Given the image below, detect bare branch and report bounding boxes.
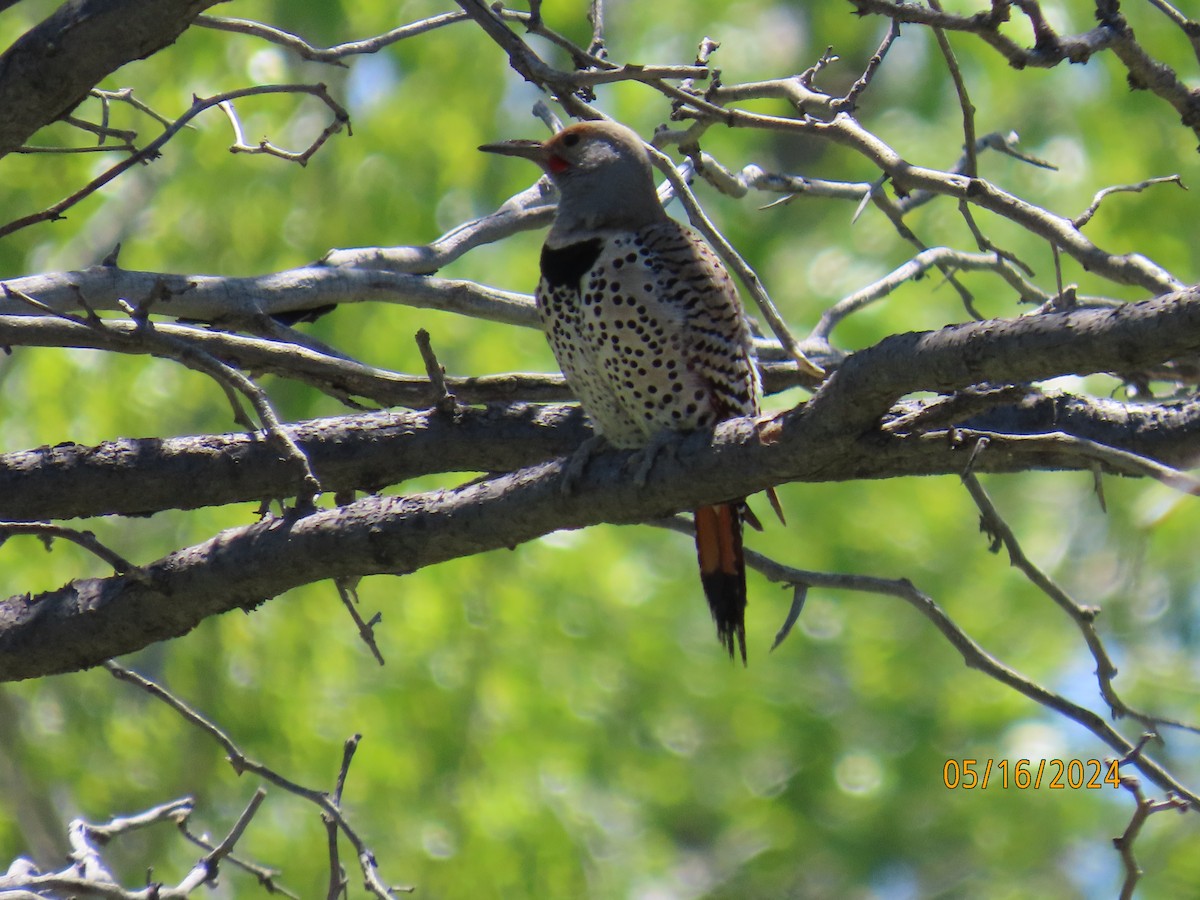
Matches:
[952,430,1200,497]
[652,519,1199,806]
[106,663,412,897]
[0,794,283,899]
[0,521,136,574]
[850,0,1200,145]
[322,180,555,275]
[414,328,456,413]
[833,19,900,113]
[0,0,227,157]
[1073,175,1187,229]
[804,288,1200,440]
[335,579,385,666]
[196,11,468,64]
[0,312,565,408]
[645,143,825,379]
[961,469,1197,735]
[810,247,1049,343]
[2,286,322,509]
[1113,766,1192,899]
[0,404,589,521]
[0,266,539,329]
[0,83,349,239]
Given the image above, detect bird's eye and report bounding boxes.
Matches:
[561,132,580,147]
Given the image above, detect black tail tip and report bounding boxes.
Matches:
[702,571,748,666]
[716,622,748,666]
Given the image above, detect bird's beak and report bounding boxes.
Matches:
[478,139,548,166]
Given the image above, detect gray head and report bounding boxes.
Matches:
[480,120,668,235]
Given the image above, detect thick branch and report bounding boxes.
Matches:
[806,288,1200,439]
[0,405,589,520]
[2,390,1198,524]
[4,385,1200,680]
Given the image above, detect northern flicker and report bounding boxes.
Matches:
[481,120,761,663]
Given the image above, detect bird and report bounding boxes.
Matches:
[480,120,762,663]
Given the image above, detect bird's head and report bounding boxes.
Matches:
[480,121,666,232]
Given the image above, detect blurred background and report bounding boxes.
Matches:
[1,1,1199,897]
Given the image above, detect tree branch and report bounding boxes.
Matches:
[2,292,1199,525]
[0,266,538,327]
[805,288,1200,439]
[0,0,226,158]
[4,381,1200,682]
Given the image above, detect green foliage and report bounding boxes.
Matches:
[2,2,1199,898]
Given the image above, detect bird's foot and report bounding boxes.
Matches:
[562,434,609,495]
[628,430,679,487]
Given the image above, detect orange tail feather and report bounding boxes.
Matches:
[693,502,747,664]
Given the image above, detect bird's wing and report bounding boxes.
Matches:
[635,221,760,421]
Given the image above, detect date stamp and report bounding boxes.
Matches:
[943,758,1121,790]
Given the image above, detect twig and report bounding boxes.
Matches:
[67,816,117,883]
[770,583,808,650]
[849,0,1200,146]
[866,187,984,314]
[833,19,900,113]
[0,311,573,407]
[91,87,179,129]
[12,142,137,155]
[334,735,360,806]
[1073,175,1186,229]
[218,96,345,165]
[1113,770,1191,900]
[655,79,1184,294]
[587,0,606,58]
[197,11,467,65]
[0,521,137,574]
[322,181,555,274]
[644,143,824,379]
[531,100,563,135]
[106,662,247,766]
[178,819,299,898]
[799,46,838,90]
[175,788,268,893]
[1145,0,1200,66]
[124,305,323,510]
[63,114,137,144]
[415,328,456,412]
[961,468,1199,735]
[810,247,1048,342]
[651,517,1200,806]
[0,84,349,240]
[334,578,385,665]
[325,815,348,900]
[0,796,287,899]
[947,429,1200,497]
[714,163,874,204]
[81,797,195,843]
[929,0,977,178]
[104,662,413,897]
